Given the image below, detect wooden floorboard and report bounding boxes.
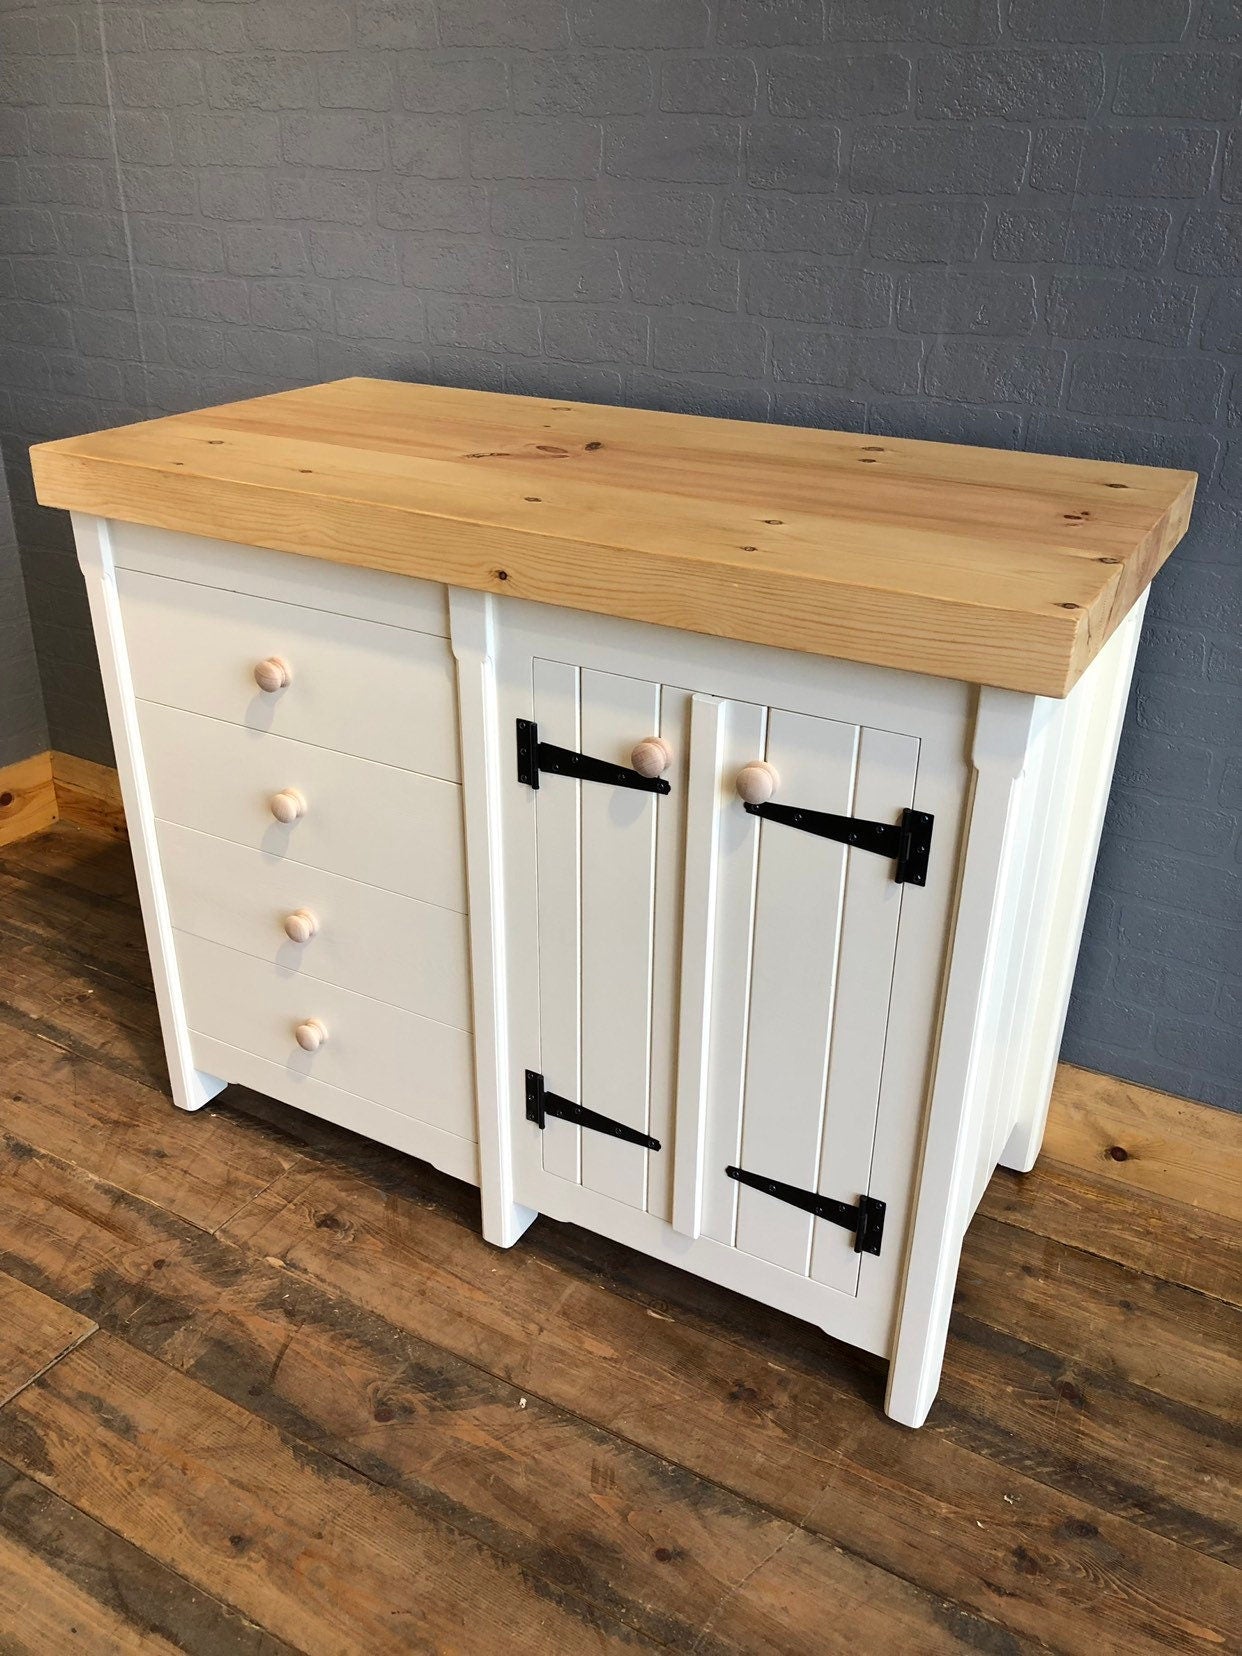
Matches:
[0,823,1238,1655]
[0,1132,1011,1653]
[2,1020,308,1236]
[0,1272,94,1409]
[0,1461,293,1655]
[977,1159,1240,1305]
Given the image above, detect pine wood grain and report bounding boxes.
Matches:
[0,1528,181,1655]
[0,1333,755,1655]
[953,1217,1241,1424]
[1041,1065,1242,1223]
[51,752,126,840]
[0,1272,94,1408]
[0,822,141,907]
[0,909,171,1089]
[0,1136,995,1654]
[216,1162,1240,1652]
[0,753,57,851]
[0,1162,997,1652]
[978,1161,1241,1305]
[2,1123,1233,1655]
[0,1462,295,1655]
[30,377,1196,696]
[938,1319,1240,1564]
[0,854,153,991]
[1,1022,305,1236]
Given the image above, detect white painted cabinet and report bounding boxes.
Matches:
[69,515,1149,1428]
[32,375,1191,1430]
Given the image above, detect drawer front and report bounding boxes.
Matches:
[118,566,460,782]
[157,820,472,1031]
[177,931,476,1138]
[139,701,466,911]
[109,522,450,638]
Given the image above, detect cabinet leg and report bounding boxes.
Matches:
[883,1320,949,1429]
[998,1110,1047,1175]
[997,1058,1057,1173]
[481,1200,539,1250]
[884,1219,966,1429]
[171,1069,228,1113]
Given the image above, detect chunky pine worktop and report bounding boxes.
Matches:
[31,376,1195,696]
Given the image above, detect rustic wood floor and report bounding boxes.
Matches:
[0,823,1237,1654]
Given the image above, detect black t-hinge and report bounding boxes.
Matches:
[743,801,933,886]
[517,719,671,795]
[725,1165,886,1255]
[526,1071,661,1151]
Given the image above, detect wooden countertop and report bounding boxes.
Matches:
[30,376,1195,696]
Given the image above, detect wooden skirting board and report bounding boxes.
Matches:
[0,750,125,848]
[0,752,57,849]
[50,751,126,839]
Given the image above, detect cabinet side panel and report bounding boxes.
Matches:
[885,688,1039,1427]
[964,699,1065,1213]
[998,595,1148,1174]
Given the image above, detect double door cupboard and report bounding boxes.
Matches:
[32,378,1194,1426]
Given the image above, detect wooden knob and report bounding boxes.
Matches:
[736,761,779,806]
[254,656,292,693]
[269,787,306,824]
[283,908,318,944]
[630,736,672,779]
[294,1018,327,1053]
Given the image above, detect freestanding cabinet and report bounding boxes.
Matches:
[31,378,1194,1426]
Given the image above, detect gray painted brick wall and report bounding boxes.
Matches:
[0,0,1238,1109]
[0,462,47,767]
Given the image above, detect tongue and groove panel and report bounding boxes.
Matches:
[530,661,918,1292]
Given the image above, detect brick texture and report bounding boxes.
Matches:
[0,0,1238,1108]
[0,465,47,767]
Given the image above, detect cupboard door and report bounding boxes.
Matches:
[530,661,684,1215]
[697,704,919,1297]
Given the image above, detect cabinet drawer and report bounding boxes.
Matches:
[139,701,466,911]
[176,931,476,1139]
[157,820,472,1031]
[109,522,450,639]
[118,566,460,782]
